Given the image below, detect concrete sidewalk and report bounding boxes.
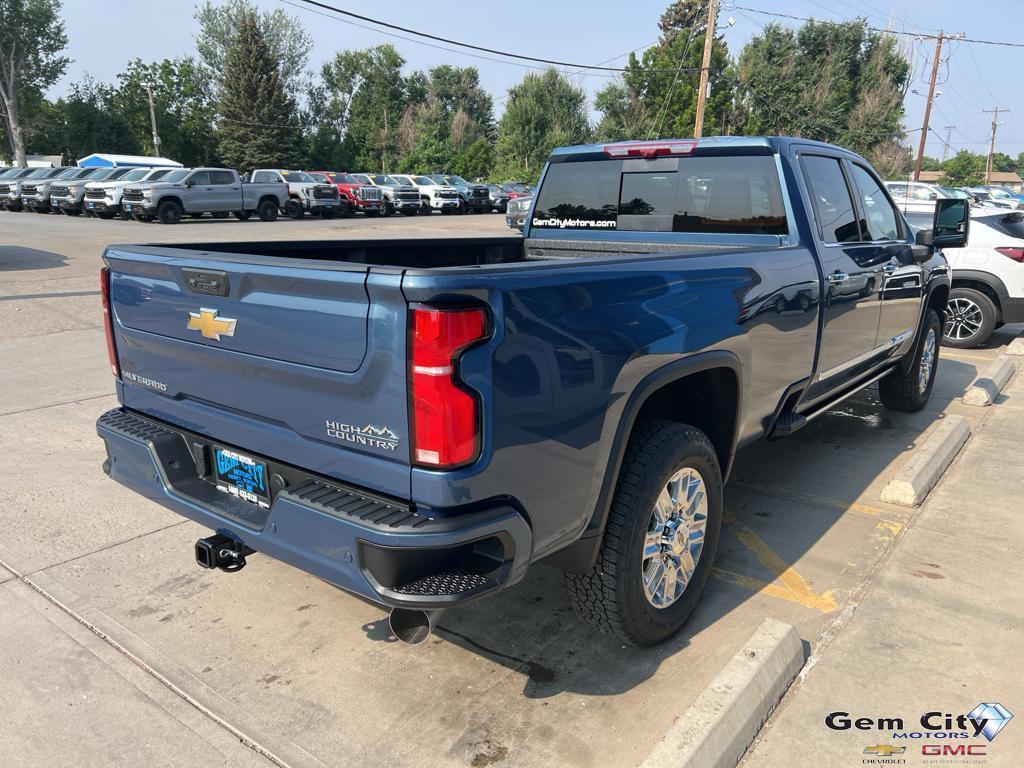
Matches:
[741,362,1023,767]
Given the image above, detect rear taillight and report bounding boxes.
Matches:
[409,306,489,469]
[603,140,698,159]
[996,247,1024,263]
[100,267,120,378]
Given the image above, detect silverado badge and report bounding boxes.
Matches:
[186,308,237,340]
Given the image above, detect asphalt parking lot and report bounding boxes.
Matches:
[1,211,1021,768]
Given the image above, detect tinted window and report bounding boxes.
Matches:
[991,211,1024,239]
[802,156,860,243]
[210,170,235,184]
[850,164,900,241]
[532,160,619,228]
[188,171,210,185]
[533,156,787,234]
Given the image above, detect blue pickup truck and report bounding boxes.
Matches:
[96,137,968,646]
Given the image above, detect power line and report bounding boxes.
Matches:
[729,4,1024,47]
[292,0,691,72]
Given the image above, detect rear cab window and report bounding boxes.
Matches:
[530,153,788,236]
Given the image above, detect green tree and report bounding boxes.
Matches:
[195,0,310,93]
[495,68,590,181]
[595,0,737,141]
[313,44,410,172]
[990,152,1017,174]
[216,11,303,171]
[738,20,909,158]
[939,150,986,187]
[50,76,141,160]
[397,64,495,173]
[114,58,218,166]
[0,0,70,165]
[919,155,942,171]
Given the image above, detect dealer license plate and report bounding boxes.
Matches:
[213,446,270,509]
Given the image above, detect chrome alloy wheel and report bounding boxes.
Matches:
[944,297,983,342]
[919,327,937,394]
[642,467,708,608]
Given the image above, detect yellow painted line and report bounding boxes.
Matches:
[732,479,892,519]
[719,512,838,613]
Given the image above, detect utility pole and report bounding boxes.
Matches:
[983,107,1008,185]
[942,124,954,162]
[913,31,944,182]
[693,0,719,138]
[145,83,162,157]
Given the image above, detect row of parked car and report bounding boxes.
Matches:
[0,164,534,223]
[884,180,1024,348]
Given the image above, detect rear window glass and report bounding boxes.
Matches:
[991,211,1024,239]
[531,155,787,234]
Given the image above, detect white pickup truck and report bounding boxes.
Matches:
[249,169,340,219]
[83,167,175,219]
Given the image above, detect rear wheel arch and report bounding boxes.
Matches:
[548,353,742,573]
[950,274,1004,321]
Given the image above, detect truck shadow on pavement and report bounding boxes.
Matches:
[358,355,980,699]
[0,246,67,271]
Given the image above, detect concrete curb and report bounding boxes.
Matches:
[639,619,805,768]
[879,415,970,507]
[1005,337,1024,357]
[963,356,1016,406]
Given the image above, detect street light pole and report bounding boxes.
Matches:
[145,83,162,158]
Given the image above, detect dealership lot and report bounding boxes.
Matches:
[1,212,1021,768]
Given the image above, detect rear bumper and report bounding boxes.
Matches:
[96,408,532,609]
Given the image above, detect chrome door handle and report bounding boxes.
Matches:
[826,272,849,284]
[883,264,897,274]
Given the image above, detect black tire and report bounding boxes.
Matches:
[157,200,183,225]
[441,208,453,215]
[96,211,116,220]
[943,287,997,348]
[420,200,432,215]
[564,418,723,646]
[256,199,278,222]
[879,307,941,412]
[403,209,418,216]
[365,209,380,218]
[456,199,466,215]
[234,210,252,221]
[383,202,393,217]
[212,211,229,219]
[284,199,304,219]
[65,210,81,217]
[320,208,337,219]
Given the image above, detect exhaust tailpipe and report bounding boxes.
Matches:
[389,607,443,645]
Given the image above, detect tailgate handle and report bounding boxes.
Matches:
[183,268,230,297]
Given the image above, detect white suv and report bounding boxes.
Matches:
[884,181,959,215]
[907,208,1024,347]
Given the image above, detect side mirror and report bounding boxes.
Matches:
[928,192,937,200]
[932,197,970,248]
[184,178,194,187]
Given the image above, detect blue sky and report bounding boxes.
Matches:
[53,0,1024,160]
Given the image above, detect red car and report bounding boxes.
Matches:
[307,171,385,216]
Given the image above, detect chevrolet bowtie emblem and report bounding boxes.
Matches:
[863,745,906,757]
[186,308,237,340]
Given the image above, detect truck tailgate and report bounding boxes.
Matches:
[104,247,412,498]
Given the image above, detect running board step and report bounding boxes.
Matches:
[770,411,807,438]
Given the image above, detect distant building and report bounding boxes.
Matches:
[77,153,183,169]
[917,170,1023,192]
[26,154,63,167]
